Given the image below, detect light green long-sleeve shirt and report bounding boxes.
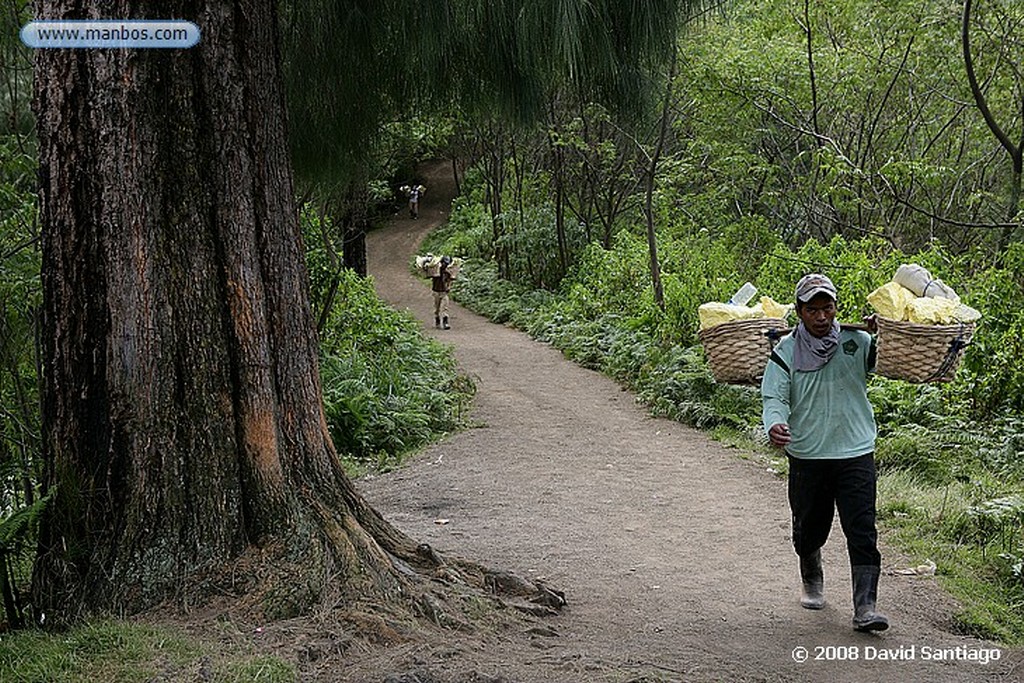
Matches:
[760,329,877,460]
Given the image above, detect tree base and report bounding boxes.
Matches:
[133,540,565,682]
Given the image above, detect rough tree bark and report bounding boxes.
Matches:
[29,0,543,625]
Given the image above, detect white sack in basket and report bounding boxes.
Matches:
[894,263,960,301]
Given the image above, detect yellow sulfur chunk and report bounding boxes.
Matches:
[867,282,916,321]
[698,302,765,330]
[759,296,793,320]
[906,297,961,324]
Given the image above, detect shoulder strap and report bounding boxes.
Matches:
[769,349,790,375]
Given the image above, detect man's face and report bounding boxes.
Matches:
[797,293,837,338]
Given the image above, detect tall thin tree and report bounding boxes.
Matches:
[962,0,1023,251]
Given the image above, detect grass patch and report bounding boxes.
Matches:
[709,425,749,450]
[878,470,1024,643]
[0,620,296,683]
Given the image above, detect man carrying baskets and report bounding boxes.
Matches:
[431,256,454,330]
[761,273,889,632]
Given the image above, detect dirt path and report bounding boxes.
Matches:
[357,160,1020,682]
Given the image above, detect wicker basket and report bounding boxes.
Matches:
[698,318,789,385]
[875,316,975,383]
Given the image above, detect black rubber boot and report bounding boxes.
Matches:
[799,550,825,610]
[442,316,450,330]
[434,316,441,329]
[851,565,889,632]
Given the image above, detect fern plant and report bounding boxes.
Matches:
[0,491,51,628]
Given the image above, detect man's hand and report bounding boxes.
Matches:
[768,423,792,447]
[863,313,878,334]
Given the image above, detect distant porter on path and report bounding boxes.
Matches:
[401,183,426,219]
[431,256,454,329]
[761,273,890,633]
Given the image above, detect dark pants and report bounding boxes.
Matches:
[788,452,881,567]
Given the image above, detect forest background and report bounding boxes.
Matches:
[1,0,1023,678]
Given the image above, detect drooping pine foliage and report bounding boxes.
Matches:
[282,0,706,185]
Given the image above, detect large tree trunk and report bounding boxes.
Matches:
[30,0,426,623]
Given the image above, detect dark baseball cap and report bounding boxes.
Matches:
[795,273,837,303]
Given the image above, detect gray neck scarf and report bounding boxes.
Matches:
[791,321,841,372]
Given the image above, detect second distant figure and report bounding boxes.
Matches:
[432,255,453,329]
[399,183,426,219]
[407,183,425,219]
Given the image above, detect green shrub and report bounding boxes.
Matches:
[875,426,954,485]
[313,268,474,466]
